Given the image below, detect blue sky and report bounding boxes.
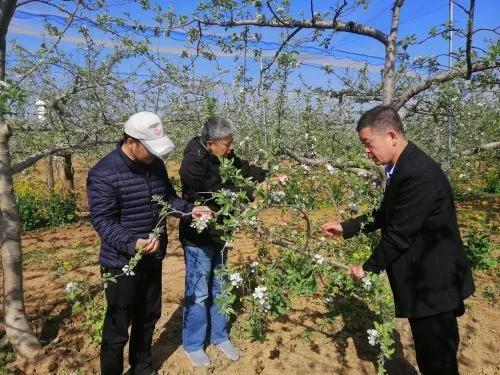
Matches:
[8,0,500,93]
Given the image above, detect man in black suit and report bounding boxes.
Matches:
[322,106,475,375]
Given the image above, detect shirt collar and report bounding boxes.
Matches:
[385,164,395,180]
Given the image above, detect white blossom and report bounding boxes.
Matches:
[362,277,372,291]
[250,261,259,274]
[367,329,378,346]
[276,175,288,184]
[190,215,211,232]
[122,264,135,276]
[413,56,425,66]
[323,64,333,73]
[229,272,243,287]
[221,189,237,199]
[325,293,335,304]
[347,203,360,213]
[270,190,286,203]
[239,136,251,146]
[252,285,270,310]
[253,285,267,299]
[301,164,311,172]
[313,253,324,265]
[65,282,77,294]
[325,163,336,175]
[246,216,258,227]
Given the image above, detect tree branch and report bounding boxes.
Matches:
[393,60,500,110]
[195,17,388,45]
[461,141,500,156]
[15,0,82,86]
[465,0,475,79]
[310,0,315,25]
[280,148,381,181]
[332,0,348,27]
[449,0,469,14]
[11,139,114,175]
[266,1,286,25]
[382,0,405,105]
[259,26,302,89]
[252,212,349,270]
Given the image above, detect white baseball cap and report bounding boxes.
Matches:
[124,111,175,156]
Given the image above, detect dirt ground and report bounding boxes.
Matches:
[1,159,499,374]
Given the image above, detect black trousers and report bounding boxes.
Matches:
[408,310,461,375]
[100,262,162,375]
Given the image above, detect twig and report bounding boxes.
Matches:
[266,1,287,25]
[465,0,476,79]
[258,26,302,94]
[16,0,82,85]
[250,205,348,270]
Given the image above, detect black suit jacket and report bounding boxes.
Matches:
[341,142,475,318]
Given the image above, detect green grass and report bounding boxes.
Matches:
[23,248,47,264]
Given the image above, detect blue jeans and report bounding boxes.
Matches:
[182,245,229,352]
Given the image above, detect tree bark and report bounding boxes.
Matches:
[461,140,500,156]
[280,147,381,181]
[392,60,500,110]
[45,156,54,190]
[10,139,114,176]
[61,152,75,193]
[197,17,388,45]
[0,0,42,361]
[382,0,405,105]
[0,125,42,360]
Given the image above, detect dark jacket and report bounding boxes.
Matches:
[341,142,475,318]
[87,143,193,268]
[179,137,267,247]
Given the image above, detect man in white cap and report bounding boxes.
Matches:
[87,111,211,375]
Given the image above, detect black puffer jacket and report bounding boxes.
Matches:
[87,143,193,268]
[179,137,267,247]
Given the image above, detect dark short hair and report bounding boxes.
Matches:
[201,116,235,143]
[356,106,404,134]
[123,132,139,142]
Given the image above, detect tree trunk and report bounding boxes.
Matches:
[382,0,404,105]
[46,156,54,190]
[0,126,42,360]
[61,152,75,193]
[0,0,42,361]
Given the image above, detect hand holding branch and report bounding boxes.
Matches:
[348,264,365,282]
[191,205,214,218]
[321,221,343,237]
[136,237,159,255]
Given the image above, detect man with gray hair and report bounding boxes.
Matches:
[179,116,267,366]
